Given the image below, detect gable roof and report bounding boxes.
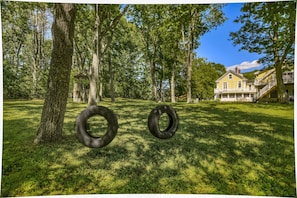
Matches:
[215,70,248,83]
[255,68,275,81]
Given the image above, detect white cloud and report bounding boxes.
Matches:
[227,60,261,72]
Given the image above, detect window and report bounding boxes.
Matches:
[229,74,232,79]
[223,82,227,90]
[238,81,242,88]
[249,85,251,90]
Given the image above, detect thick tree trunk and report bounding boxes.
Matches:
[275,62,288,103]
[88,5,100,106]
[88,53,99,106]
[34,4,76,144]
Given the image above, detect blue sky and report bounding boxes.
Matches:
[196,3,263,73]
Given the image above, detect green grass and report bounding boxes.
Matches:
[1,98,295,196]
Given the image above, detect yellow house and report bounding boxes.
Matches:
[214,68,256,102]
[214,67,294,102]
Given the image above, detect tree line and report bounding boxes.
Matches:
[2,2,227,104]
[3,2,295,105]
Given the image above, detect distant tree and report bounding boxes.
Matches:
[88,4,129,106]
[2,2,52,99]
[72,4,94,103]
[2,2,33,98]
[191,58,226,100]
[104,18,149,100]
[130,4,226,103]
[34,4,76,144]
[130,5,164,101]
[179,4,226,103]
[230,2,295,103]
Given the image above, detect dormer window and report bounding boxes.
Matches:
[229,74,232,79]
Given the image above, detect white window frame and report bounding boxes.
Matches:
[223,82,227,90]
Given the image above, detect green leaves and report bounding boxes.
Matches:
[230,2,295,65]
[230,1,295,103]
[191,58,226,100]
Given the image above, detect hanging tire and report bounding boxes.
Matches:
[75,105,118,148]
[148,105,178,139]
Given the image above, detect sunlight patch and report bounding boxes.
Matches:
[224,134,264,145]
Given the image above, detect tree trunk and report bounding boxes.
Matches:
[150,60,159,101]
[275,62,288,103]
[171,64,176,103]
[186,8,196,104]
[186,48,193,104]
[109,52,115,102]
[88,5,100,106]
[88,53,99,106]
[34,3,76,144]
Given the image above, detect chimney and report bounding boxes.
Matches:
[235,67,240,74]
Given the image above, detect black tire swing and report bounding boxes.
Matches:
[148,105,179,139]
[75,105,118,148]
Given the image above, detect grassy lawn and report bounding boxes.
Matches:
[1,99,295,196]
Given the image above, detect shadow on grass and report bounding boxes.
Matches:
[1,100,295,196]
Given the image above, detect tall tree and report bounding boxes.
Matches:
[230,2,295,103]
[72,4,93,103]
[30,4,51,98]
[130,5,164,101]
[179,4,226,103]
[34,4,76,144]
[2,2,31,98]
[158,5,183,103]
[107,18,149,100]
[2,2,52,99]
[88,4,129,106]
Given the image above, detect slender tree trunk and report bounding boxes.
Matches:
[34,3,76,144]
[186,7,196,104]
[88,5,100,106]
[109,52,115,102]
[171,63,176,103]
[186,46,193,104]
[150,60,158,101]
[99,79,103,101]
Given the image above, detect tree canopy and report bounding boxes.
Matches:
[230,1,295,102]
[3,2,227,103]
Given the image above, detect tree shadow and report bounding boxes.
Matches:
[1,101,295,196]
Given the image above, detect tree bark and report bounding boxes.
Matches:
[171,63,176,103]
[108,52,115,102]
[186,8,196,104]
[275,61,288,103]
[34,3,76,144]
[150,60,159,101]
[88,5,100,106]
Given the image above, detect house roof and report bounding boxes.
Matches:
[215,70,248,82]
[255,68,275,81]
